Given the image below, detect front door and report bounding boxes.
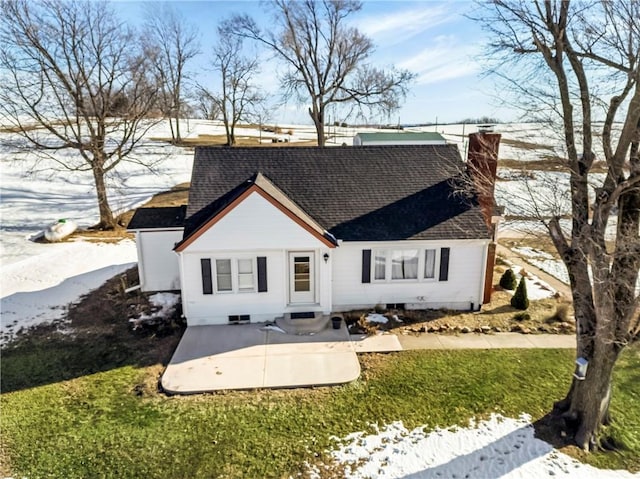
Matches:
[289,252,315,304]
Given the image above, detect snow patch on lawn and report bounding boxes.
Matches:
[129,292,180,330]
[0,239,137,345]
[513,247,571,285]
[309,414,636,479]
[261,324,287,334]
[366,313,389,324]
[148,292,180,312]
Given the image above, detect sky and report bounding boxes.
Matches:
[115,1,513,125]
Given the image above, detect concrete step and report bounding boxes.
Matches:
[276,311,332,335]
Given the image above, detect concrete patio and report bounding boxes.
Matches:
[161,322,403,394]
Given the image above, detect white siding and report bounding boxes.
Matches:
[177,190,489,323]
[136,229,183,292]
[178,192,333,325]
[185,192,329,252]
[331,240,488,311]
[180,249,332,325]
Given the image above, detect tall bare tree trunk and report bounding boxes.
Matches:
[310,104,325,147]
[174,115,181,143]
[168,118,176,144]
[553,332,619,450]
[172,93,182,143]
[91,162,116,230]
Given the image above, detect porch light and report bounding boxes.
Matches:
[574,357,588,380]
[323,253,329,263]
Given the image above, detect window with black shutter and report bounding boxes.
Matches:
[257,256,268,292]
[201,258,213,294]
[362,249,371,283]
[439,247,450,281]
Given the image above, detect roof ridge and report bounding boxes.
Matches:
[251,172,329,238]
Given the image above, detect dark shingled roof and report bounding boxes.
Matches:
[187,145,490,241]
[128,206,186,230]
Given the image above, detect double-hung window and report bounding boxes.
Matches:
[214,258,256,293]
[374,251,387,280]
[237,259,255,291]
[216,259,233,292]
[424,249,436,279]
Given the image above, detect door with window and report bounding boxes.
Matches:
[288,252,315,304]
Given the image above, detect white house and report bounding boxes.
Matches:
[129,132,501,327]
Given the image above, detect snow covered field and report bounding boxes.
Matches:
[0,239,137,344]
[0,121,192,343]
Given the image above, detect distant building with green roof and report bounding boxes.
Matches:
[353,131,446,146]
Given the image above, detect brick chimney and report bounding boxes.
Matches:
[467,126,501,227]
[467,126,501,304]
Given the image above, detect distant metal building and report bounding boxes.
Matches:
[353,131,447,146]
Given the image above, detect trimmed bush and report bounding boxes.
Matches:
[511,276,530,310]
[499,268,517,290]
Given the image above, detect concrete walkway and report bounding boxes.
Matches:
[397,331,575,350]
[162,323,575,394]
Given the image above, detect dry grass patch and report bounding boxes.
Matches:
[0,266,184,393]
[139,182,190,208]
[500,236,560,258]
[62,182,191,243]
[501,137,556,151]
[498,156,609,174]
[499,157,567,172]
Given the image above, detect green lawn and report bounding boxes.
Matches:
[2,345,638,478]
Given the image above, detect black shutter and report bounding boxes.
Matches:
[257,256,268,292]
[362,249,371,283]
[439,247,450,281]
[201,258,213,294]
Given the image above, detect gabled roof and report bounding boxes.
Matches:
[175,172,338,251]
[185,145,490,242]
[354,132,446,143]
[127,206,186,230]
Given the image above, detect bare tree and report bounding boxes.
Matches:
[230,0,414,146]
[0,0,160,229]
[195,91,222,122]
[476,0,640,451]
[198,21,265,146]
[143,4,200,144]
